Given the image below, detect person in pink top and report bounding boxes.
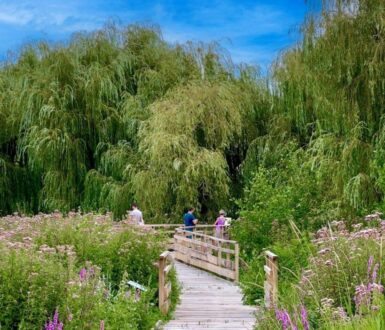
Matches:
[214,209,226,238]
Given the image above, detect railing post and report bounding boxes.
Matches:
[158,251,173,315]
[264,250,278,308]
[159,253,166,314]
[234,242,239,282]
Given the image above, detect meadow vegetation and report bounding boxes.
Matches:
[0,212,177,329]
[1,0,385,328]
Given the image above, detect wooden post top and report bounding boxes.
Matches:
[160,251,170,259]
[265,250,278,260]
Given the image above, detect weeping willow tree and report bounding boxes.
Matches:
[265,0,385,216]
[84,43,268,220]
[0,25,199,216]
[132,77,264,220]
[0,23,269,219]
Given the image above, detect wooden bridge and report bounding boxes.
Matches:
[163,260,255,329]
[145,225,278,330]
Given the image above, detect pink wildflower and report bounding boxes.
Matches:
[300,305,309,330]
[318,248,330,255]
[275,308,291,330]
[367,256,374,277]
[45,309,64,330]
[372,263,379,283]
[79,268,87,281]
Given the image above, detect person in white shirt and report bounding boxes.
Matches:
[129,203,144,225]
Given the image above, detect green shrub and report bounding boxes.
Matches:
[34,215,165,289]
[0,247,69,329]
[257,218,385,329]
[0,213,175,329]
[240,237,313,305]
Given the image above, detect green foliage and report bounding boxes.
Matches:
[133,80,259,219]
[233,143,322,258]
[256,219,385,329]
[33,215,165,289]
[237,3,385,314]
[0,23,268,220]
[271,0,385,215]
[240,238,313,305]
[0,213,174,329]
[1,1,385,223]
[0,247,69,329]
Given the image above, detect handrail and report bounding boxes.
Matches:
[175,228,236,244]
[173,228,239,282]
[144,224,229,229]
[143,224,232,244]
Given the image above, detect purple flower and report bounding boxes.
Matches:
[53,309,59,326]
[45,309,64,330]
[275,308,292,330]
[300,305,309,330]
[354,281,384,313]
[354,283,369,310]
[367,256,374,278]
[372,263,379,283]
[100,320,105,330]
[370,283,384,293]
[79,268,87,281]
[335,307,349,321]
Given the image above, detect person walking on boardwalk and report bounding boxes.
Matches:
[214,209,226,238]
[129,203,144,225]
[183,207,198,236]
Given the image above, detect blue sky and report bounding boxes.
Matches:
[0,0,308,70]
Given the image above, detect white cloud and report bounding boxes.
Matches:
[0,3,34,25]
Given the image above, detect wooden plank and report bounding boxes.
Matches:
[163,260,256,330]
[173,243,219,265]
[175,251,236,280]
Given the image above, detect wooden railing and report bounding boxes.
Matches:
[144,224,182,236]
[144,224,230,235]
[173,228,239,282]
[264,250,278,308]
[144,224,231,250]
[193,224,231,238]
[158,251,174,315]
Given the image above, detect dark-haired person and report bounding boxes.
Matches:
[130,203,144,225]
[183,207,198,237]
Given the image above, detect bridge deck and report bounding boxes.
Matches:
[163,261,256,330]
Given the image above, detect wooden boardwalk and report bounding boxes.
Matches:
[163,261,256,330]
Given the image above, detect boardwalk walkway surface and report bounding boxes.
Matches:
[163,261,256,330]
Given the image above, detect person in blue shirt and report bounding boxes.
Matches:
[183,207,198,236]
